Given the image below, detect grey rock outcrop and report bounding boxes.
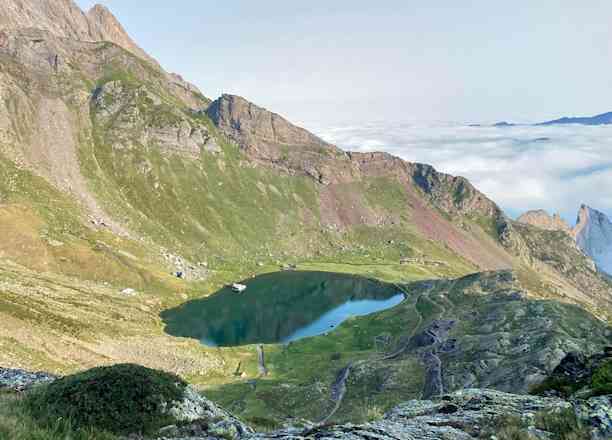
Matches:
[206,94,335,159]
[249,389,572,440]
[0,367,57,391]
[0,0,207,109]
[163,386,253,440]
[92,80,215,158]
[574,205,612,275]
[575,395,612,440]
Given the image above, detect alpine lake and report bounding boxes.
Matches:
[161,271,405,347]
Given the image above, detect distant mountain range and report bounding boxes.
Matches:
[490,111,612,127]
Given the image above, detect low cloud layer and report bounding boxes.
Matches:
[314,123,612,224]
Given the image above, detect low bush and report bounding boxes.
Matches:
[25,364,186,436]
[590,359,612,396]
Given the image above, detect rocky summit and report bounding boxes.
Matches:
[517,209,572,234]
[0,1,610,439]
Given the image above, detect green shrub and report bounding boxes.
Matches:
[531,359,612,398]
[535,409,589,440]
[590,360,612,396]
[26,364,187,436]
[246,416,281,432]
[0,392,116,440]
[530,377,583,398]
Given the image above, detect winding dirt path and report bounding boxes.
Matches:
[257,344,268,376]
[318,283,431,424]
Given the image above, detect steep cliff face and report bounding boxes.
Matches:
[575,205,612,275]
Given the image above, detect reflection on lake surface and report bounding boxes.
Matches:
[161,271,404,347]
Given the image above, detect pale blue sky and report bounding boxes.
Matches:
[76,1,612,127]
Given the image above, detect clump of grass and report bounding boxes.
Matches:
[0,391,116,440]
[246,416,281,432]
[25,364,186,436]
[480,415,534,440]
[481,410,589,440]
[535,409,589,440]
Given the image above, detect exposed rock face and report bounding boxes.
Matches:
[518,209,572,233]
[0,0,93,41]
[575,395,612,440]
[0,367,57,391]
[574,205,612,275]
[166,386,253,440]
[92,80,215,157]
[206,94,341,164]
[250,389,572,440]
[0,0,206,108]
[0,0,147,62]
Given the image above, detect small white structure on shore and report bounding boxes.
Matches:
[231,283,247,293]
[120,288,137,296]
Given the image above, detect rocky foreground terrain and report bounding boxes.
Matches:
[0,356,610,440]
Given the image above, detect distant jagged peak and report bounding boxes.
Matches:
[574,204,612,275]
[517,209,572,234]
[575,204,611,226]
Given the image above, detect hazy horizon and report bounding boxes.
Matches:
[76,1,612,127]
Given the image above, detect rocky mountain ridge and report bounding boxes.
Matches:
[517,209,572,234]
[518,205,612,276]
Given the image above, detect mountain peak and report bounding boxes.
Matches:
[206,94,335,158]
[85,2,158,66]
[0,0,156,65]
[574,205,612,275]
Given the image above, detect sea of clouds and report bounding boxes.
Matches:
[313,122,612,224]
